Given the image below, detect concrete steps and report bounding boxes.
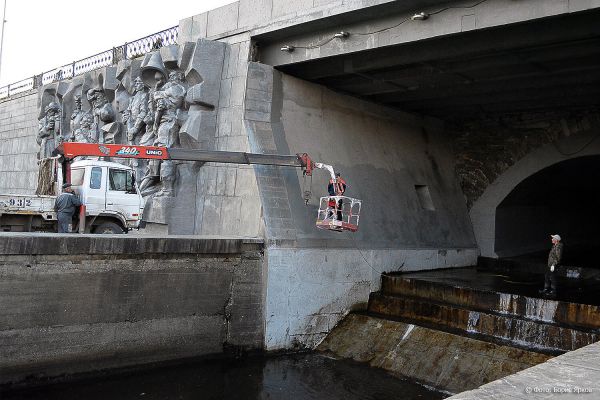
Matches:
[368,273,600,354]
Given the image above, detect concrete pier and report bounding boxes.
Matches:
[0,233,264,385]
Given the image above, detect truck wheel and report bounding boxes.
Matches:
[93,222,124,234]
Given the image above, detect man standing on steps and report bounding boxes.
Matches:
[54,183,82,233]
[540,234,563,297]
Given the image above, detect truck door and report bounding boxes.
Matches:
[104,168,142,222]
[82,166,106,215]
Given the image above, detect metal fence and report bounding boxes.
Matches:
[0,25,178,100]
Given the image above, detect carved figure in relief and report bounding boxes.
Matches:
[37,102,62,159]
[123,77,149,145]
[70,95,86,134]
[86,88,116,143]
[152,71,186,197]
[72,113,96,143]
[123,77,149,179]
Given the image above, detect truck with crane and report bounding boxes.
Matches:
[0,142,361,233]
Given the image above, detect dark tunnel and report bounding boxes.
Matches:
[495,155,600,268]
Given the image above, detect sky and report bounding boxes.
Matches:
[0,0,236,86]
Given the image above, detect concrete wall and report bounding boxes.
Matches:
[0,91,39,195]
[178,0,435,43]
[254,0,600,67]
[273,72,474,248]
[241,62,478,349]
[0,234,265,385]
[175,34,264,238]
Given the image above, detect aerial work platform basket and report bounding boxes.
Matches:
[316,196,361,232]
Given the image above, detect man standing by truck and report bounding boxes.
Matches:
[54,183,82,233]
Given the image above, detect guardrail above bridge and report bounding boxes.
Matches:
[0,25,178,100]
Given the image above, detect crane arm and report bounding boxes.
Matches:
[314,162,336,182]
[56,142,320,175]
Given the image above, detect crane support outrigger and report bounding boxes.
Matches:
[56,142,361,232]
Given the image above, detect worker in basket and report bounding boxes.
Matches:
[327,172,347,221]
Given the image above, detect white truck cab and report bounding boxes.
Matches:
[69,160,145,233]
[0,159,144,233]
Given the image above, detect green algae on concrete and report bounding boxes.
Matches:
[318,314,551,394]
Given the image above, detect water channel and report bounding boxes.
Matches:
[2,353,446,400]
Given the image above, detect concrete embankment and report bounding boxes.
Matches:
[318,313,550,394]
[0,233,264,385]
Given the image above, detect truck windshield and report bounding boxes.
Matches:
[109,169,134,192]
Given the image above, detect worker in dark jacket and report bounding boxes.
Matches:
[54,183,82,233]
[328,173,347,220]
[328,173,347,197]
[540,234,563,296]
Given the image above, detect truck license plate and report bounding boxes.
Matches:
[8,198,33,207]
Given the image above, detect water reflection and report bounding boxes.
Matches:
[2,353,445,400]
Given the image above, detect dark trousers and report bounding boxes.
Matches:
[57,213,72,233]
[336,199,343,221]
[544,269,557,292]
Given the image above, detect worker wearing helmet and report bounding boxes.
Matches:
[328,172,347,197]
[328,173,347,220]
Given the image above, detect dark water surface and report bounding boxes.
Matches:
[2,353,446,400]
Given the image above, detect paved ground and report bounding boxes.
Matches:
[448,340,600,399]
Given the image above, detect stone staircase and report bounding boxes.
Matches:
[319,267,600,394]
[368,271,600,354]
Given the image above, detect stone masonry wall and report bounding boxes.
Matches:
[452,109,600,208]
[0,91,39,195]
[190,34,263,237]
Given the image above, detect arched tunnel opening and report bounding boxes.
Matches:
[495,155,600,268]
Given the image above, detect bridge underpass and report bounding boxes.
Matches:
[264,7,600,118]
[496,155,600,266]
[254,4,600,302]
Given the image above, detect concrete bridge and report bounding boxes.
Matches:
[1,0,600,391]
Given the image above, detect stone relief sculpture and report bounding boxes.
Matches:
[72,113,96,143]
[87,88,116,143]
[123,77,149,179]
[137,53,187,197]
[37,102,62,159]
[151,70,187,197]
[123,77,149,145]
[37,39,226,229]
[70,95,86,133]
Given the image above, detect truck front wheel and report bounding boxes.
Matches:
[93,222,124,234]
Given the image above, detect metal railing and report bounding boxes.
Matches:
[0,25,178,100]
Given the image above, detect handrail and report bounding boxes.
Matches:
[0,25,178,100]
